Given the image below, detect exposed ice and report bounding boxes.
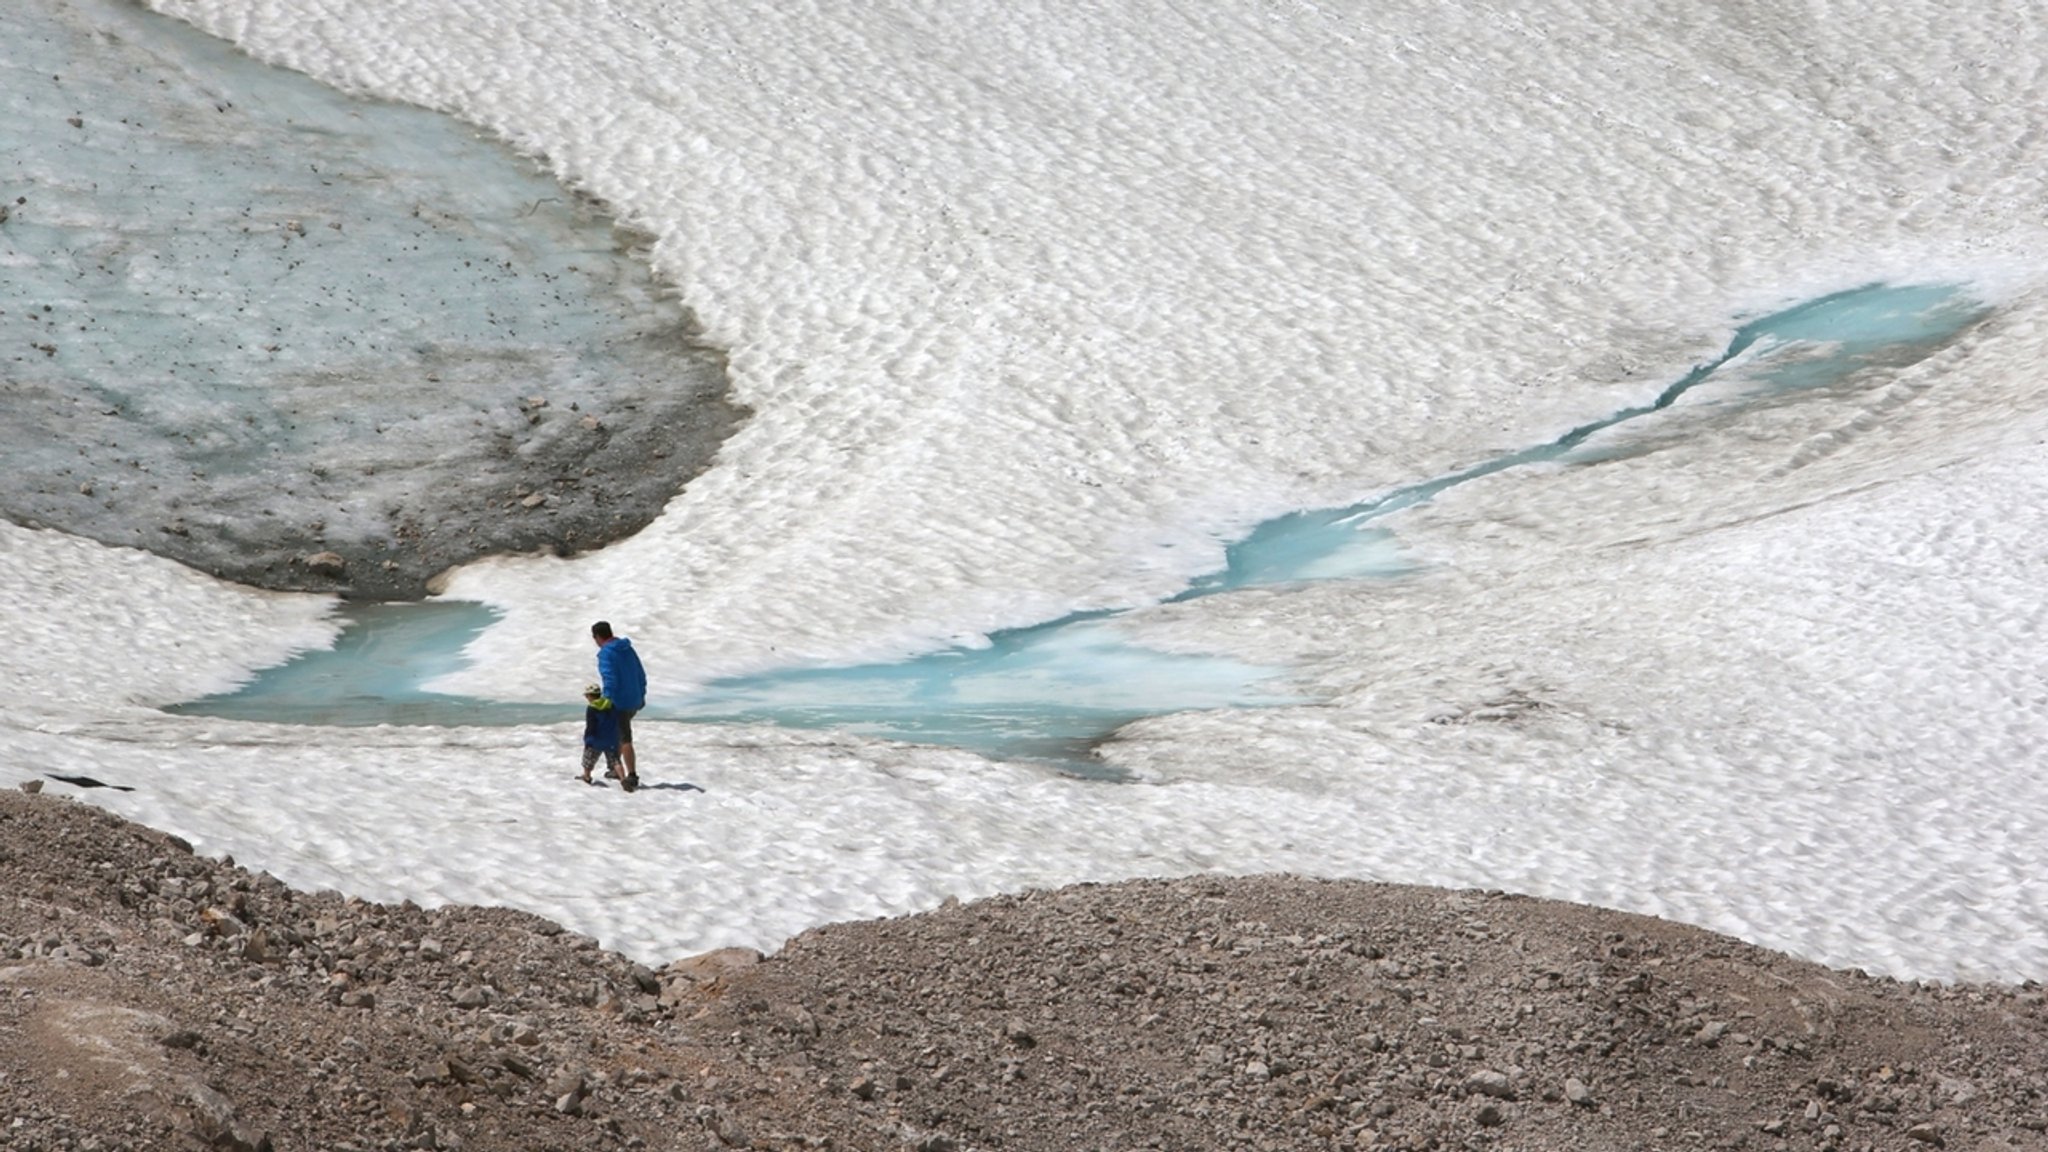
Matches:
[0,0,738,598]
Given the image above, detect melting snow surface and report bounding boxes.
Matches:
[4,0,2048,980]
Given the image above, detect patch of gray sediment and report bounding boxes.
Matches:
[0,0,743,599]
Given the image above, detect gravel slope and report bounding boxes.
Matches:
[1,788,2042,1152]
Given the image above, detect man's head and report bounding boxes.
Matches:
[591,621,614,645]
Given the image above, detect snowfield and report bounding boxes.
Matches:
[3,0,2046,980]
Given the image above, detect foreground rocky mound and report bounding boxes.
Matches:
[1,789,2043,1152]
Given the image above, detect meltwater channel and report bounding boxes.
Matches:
[173,283,1990,772]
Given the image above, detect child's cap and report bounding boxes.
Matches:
[583,683,603,697]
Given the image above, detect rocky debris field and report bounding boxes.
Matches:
[1,787,2043,1152]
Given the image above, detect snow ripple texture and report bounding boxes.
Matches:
[4,0,2047,980]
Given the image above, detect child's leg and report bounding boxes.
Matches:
[580,746,600,782]
[605,749,623,780]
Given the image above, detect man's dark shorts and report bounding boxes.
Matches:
[616,709,639,745]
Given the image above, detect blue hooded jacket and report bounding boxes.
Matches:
[596,636,648,712]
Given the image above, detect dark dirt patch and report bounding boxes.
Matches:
[0,0,746,600]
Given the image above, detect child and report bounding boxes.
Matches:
[580,683,627,787]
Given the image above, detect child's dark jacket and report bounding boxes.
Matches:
[583,704,621,751]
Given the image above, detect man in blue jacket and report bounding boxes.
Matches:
[590,621,648,791]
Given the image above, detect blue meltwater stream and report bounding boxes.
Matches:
[172,283,1989,773]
